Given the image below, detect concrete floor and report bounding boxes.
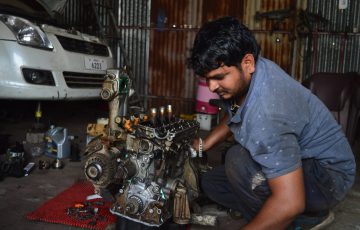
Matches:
[0,100,359,230]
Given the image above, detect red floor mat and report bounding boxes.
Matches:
[26,180,117,230]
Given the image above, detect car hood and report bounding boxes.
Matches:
[0,0,105,45]
[36,0,67,18]
[42,24,103,44]
[0,0,56,24]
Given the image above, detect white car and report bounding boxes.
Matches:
[0,0,114,100]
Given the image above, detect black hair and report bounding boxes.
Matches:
[187,16,260,76]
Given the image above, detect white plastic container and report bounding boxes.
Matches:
[45,126,70,159]
[196,113,217,131]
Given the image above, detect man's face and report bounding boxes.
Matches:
[204,54,255,103]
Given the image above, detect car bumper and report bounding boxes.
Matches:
[0,39,113,100]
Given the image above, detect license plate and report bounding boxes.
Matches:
[84,57,107,71]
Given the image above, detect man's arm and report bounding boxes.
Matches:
[193,113,233,151]
[242,167,305,230]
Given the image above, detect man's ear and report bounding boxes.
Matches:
[241,54,255,74]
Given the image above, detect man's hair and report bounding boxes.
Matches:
[187,16,260,76]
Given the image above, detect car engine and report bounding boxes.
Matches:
[84,69,201,227]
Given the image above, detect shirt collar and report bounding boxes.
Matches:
[226,57,264,124]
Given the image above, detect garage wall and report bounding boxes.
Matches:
[148,0,199,114]
[117,0,151,108]
[142,0,360,113]
[60,0,360,114]
[61,0,245,114]
[147,0,303,113]
[147,0,246,114]
[305,0,360,78]
[243,0,302,81]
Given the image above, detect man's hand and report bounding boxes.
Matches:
[242,167,305,230]
[192,113,232,153]
[192,137,201,152]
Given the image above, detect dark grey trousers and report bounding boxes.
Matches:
[201,144,339,221]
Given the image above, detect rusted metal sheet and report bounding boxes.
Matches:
[148,0,198,114]
[148,28,197,114]
[148,0,245,114]
[243,0,300,79]
[253,32,293,75]
[244,0,296,31]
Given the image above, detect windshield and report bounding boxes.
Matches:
[0,0,56,25]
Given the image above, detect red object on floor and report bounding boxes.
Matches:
[26,180,116,230]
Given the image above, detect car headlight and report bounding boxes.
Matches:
[0,14,53,50]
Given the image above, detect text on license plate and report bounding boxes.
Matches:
[84,57,107,71]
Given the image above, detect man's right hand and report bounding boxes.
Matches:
[192,137,201,152]
[192,113,231,154]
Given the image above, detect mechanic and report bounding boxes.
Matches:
[188,16,356,229]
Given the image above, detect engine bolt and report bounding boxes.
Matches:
[152,186,159,193]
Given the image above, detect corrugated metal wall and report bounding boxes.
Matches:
[148,0,199,114]
[62,0,97,35]
[146,0,248,114]
[62,0,117,38]
[62,0,150,108]
[147,0,311,114]
[305,0,360,77]
[61,0,359,114]
[118,0,151,105]
[243,0,307,80]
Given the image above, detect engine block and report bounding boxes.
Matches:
[84,69,202,227]
[85,105,200,226]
